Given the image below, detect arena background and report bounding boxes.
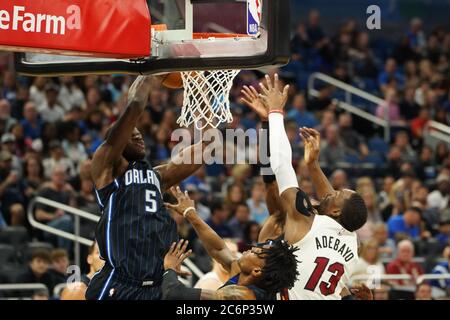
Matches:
[0,0,449,300]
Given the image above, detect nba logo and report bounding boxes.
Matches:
[247,0,262,36]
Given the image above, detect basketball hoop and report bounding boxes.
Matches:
[174,33,246,130]
[178,69,240,130]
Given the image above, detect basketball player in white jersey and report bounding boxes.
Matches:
[241,74,368,300]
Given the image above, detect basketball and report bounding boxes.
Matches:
[161,72,184,89]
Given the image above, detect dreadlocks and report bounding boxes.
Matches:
[257,240,299,295]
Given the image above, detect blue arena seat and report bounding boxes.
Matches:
[368,137,390,155]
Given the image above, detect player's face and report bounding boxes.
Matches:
[238,247,265,279]
[316,189,355,217]
[123,128,146,161]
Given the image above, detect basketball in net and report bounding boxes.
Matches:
[177,69,240,130]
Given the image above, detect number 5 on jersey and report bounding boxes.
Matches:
[145,190,157,213]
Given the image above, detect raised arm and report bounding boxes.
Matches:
[241,86,285,242]
[299,128,335,199]
[257,75,313,243]
[91,76,153,188]
[164,186,236,272]
[155,140,208,192]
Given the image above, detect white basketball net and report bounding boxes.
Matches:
[178,69,240,130]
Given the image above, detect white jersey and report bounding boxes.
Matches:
[285,215,359,300]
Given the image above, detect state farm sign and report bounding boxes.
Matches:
[0,5,81,35]
[0,0,150,59]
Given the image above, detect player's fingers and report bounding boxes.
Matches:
[305,128,319,142]
[308,128,321,137]
[180,239,189,254]
[299,130,305,141]
[241,87,252,99]
[176,239,184,253]
[240,97,254,107]
[243,85,257,99]
[179,250,193,262]
[282,85,290,98]
[241,90,253,102]
[274,73,280,91]
[301,128,311,139]
[259,93,269,104]
[265,74,273,91]
[164,202,177,211]
[176,186,184,198]
[259,81,269,95]
[249,86,260,98]
[184,250,193,260]
[169,186,178,198]
[168,242,176,255]
[299,130,307,141]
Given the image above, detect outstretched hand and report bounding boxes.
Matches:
[164,239,193,277]
[299,127,321,165]
[164,186,196,218]
[241,85,268,121]
[350,283,374,300]
[258,74,290,112]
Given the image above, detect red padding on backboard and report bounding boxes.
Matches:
[0,0,151,58]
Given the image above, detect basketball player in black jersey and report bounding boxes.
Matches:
[61,242,104,300]
[161,186,299,300]
[86,76,211,300]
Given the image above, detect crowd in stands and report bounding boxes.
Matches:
[0,8,449,299]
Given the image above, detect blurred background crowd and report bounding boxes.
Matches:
[0,6,449,300]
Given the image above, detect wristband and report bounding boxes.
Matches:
[183,207,196,217]
[268,109,284,116]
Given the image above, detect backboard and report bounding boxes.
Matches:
[11,0,291,76]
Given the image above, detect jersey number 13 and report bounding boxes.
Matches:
[304,257,344,295]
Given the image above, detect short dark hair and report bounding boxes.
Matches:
[257,240,299,295]
[210,201,224,215]
[31,249,51,263]
[51,249,68,262]
[340,193,368,232]
[235,202,249,211]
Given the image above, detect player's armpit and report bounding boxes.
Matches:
[258,214,284,243]
[214,285,257,300]
[281,188,314,244]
